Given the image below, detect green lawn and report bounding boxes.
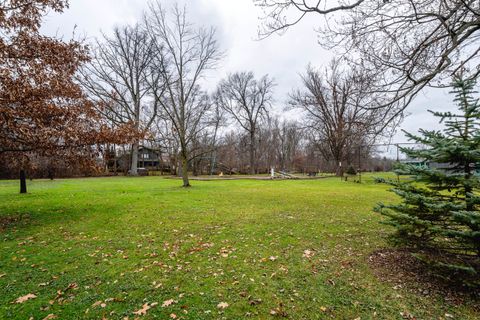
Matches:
[0,176,477,319]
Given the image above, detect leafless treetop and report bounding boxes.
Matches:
[256,0,480,120]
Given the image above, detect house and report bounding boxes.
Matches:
[107,146,172,173]
[137,147,161,169]
[401,157,480,175]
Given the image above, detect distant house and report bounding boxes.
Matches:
[138,147,161,169]
[402,157,427,167]
[107,146,171,173]
[401,157,480,175]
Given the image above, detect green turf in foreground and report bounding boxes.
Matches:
[0,176,478,319]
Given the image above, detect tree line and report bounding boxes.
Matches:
[77,2,398,186]
[1,0,478,190]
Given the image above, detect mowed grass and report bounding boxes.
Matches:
[0,176,477,319]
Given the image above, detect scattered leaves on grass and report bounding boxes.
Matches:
[14,293,37,303]
[369,249,480,307]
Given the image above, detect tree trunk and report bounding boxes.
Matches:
[210,151,216,176]
[130,141,139,175]
[465,162,473,211]
[181,154,190,187]
[20,169,27,194]
[249,131,256,175]
[336,160,344,177]
[192,158,198,176]
[48,168,54,180]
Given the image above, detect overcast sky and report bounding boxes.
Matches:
[41,0,456,144]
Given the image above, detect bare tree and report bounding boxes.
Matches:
[145,2,222,187]
[207,99,228,175]
[291,60,386,176]
[255,0,480,126]
[216,72,275,174]
[79,25,157,175]
[152,117,181,175]
[272,119,304,172]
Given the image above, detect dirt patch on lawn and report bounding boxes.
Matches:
[368,249,480,308]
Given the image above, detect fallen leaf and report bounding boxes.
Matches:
[170,314,177,319]
[248,298,262,306]
[15,293,37,304]
[162,299,176,307]
[302,249,315,259]
[66,283,78,290]
[92,301,103,307]
[43,315,57,320]
[217,302,229,309]
[133,303,151,316]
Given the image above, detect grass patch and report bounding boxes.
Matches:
[0,176,478,319]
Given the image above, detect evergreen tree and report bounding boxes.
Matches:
[375,76,480,279]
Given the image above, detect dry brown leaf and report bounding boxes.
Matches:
[133,303,151,316]
[302,249,315,259]
[162,299,175,307]
[43,314,57,320]
[14,293,37,304]
[217,302,229,309]
[92,300,103,307]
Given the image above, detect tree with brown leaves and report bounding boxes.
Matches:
[0,0,133,193]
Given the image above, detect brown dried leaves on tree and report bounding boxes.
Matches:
[0,0,136,171]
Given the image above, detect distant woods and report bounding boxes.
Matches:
[74,1,397,185]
